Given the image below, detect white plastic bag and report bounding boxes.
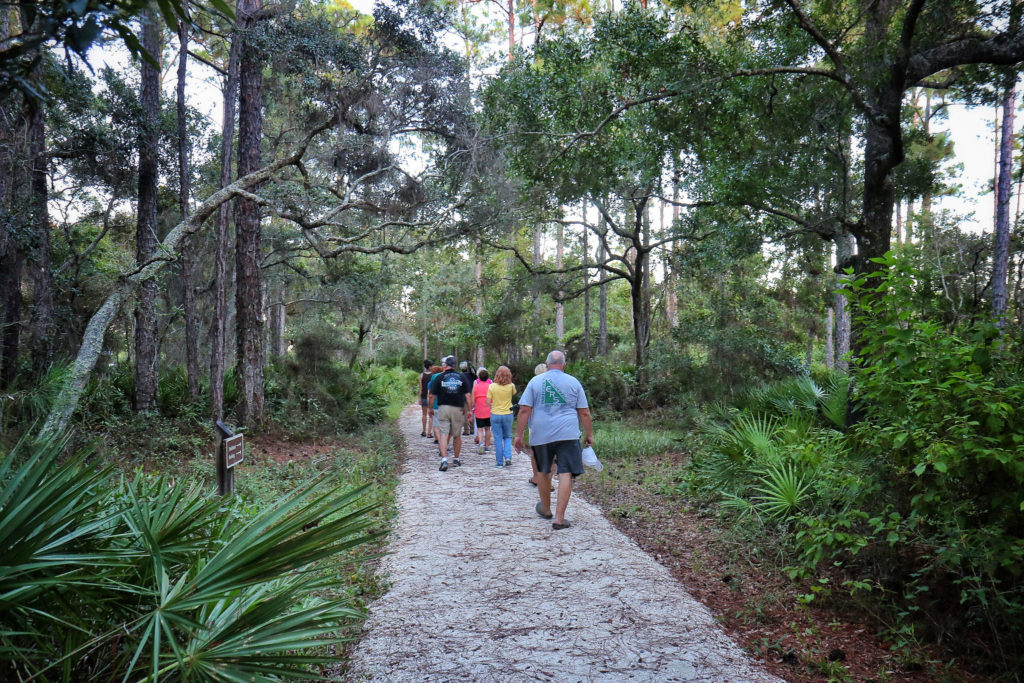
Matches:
[581,446,603,472]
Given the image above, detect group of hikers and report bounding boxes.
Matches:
[416,350,594,530]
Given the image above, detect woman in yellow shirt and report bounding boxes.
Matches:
[486,366,516,468]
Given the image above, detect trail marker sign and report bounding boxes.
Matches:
[224,434,244,468]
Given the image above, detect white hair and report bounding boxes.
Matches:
[546,350,566,366]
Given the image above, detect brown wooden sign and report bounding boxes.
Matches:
[224,434,244,468]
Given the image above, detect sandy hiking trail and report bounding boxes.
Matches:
[345,406,781,682]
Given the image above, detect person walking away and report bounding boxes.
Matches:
[514,350,593,530]
[418,360,433,437]
[428,356,472,471]
[487,366,516,468]
[472,367,493,458]
[427,364,443,443]
[459,361,477,437]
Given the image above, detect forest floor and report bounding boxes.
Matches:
[343,405,781,682]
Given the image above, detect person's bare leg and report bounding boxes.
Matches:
[537,471,553,516]
[529,450,539,484]
[484,427,491,449]
[437,432,449,459]
[453,434,462,459]
[421,406,428,434]
[553,473,572,525]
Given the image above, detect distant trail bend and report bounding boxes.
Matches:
[345,405,781,682]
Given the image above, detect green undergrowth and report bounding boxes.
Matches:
[0,426,402,680]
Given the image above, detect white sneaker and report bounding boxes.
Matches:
[477,443,485,455]
[439,458,448,472]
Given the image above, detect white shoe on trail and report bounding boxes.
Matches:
[438,458,448,472]
[348,405,782,682]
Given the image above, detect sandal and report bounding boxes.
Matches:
[552,521,571,530]
[535,502,552,519]
[528,478,538,487]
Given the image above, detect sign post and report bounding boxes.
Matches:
[215,420,243,496]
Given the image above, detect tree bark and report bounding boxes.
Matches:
[532,225,542,354]
[26,92,53,376]
[598,218,608,357]
[269,281,285,357]
[210,15,242,423]
[475,240,484,366]
[177,4,201,401]
[133,7,161,412]
[555,222,564,344]
[582,224,591,360]
[834,232,855,372]
[234,0,266,428]
[824,307,835,368]
[0,8,20,389]
[993,86,1015,331]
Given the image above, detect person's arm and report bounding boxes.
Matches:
[513,405,532,453]
[426,375,437,415]
[577,407,594,447]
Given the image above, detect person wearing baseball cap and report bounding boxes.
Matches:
[426,356,472,471]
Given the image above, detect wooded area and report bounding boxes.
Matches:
[3,0,1024,679]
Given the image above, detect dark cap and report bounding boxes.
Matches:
[442,355,457,367]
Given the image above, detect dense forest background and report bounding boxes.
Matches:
[3,0,1024,680]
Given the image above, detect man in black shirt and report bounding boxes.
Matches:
[427,355,472,471]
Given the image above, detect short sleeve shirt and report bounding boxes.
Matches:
[518,369,589,446]
[429,370,470,407]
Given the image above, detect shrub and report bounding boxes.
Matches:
[0,431,381,680]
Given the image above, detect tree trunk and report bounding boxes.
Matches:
[824,307,835,369]
[177,5,200,401]
[475,241,484,366]
[210,14,242,423]
[0,8,20,389]
[555,222,564,344]
[234,0,266,428]
[26,95,53,376]
[598,222,608,357]
[993,86,1015,331]
[582,224,591,360]
[133,6,161,411]
[834,233,855,371]
[269,281,285,358]
[532,225,542,354]
[630,249,651,388]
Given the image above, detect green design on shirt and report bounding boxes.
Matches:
[542,379,567,405]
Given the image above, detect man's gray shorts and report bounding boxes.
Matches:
[531,439,584,477]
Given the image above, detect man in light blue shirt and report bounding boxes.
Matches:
[514,349,594,530]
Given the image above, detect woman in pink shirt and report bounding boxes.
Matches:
[473,367,492,455]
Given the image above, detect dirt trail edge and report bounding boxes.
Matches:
[345,406,781,682]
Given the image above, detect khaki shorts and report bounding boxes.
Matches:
[435,404,465,436]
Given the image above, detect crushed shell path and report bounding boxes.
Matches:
[345,405,782,682]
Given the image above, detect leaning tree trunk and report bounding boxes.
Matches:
[234,0,266,428]
[38,122,329,439]
[993,86,1015,331]
[133,6,161,412]
[177,3,201,401]
[210,18,242,423]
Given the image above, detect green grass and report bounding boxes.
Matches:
[593,425,687,461]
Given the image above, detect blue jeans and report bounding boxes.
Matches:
[491,413,513,465]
